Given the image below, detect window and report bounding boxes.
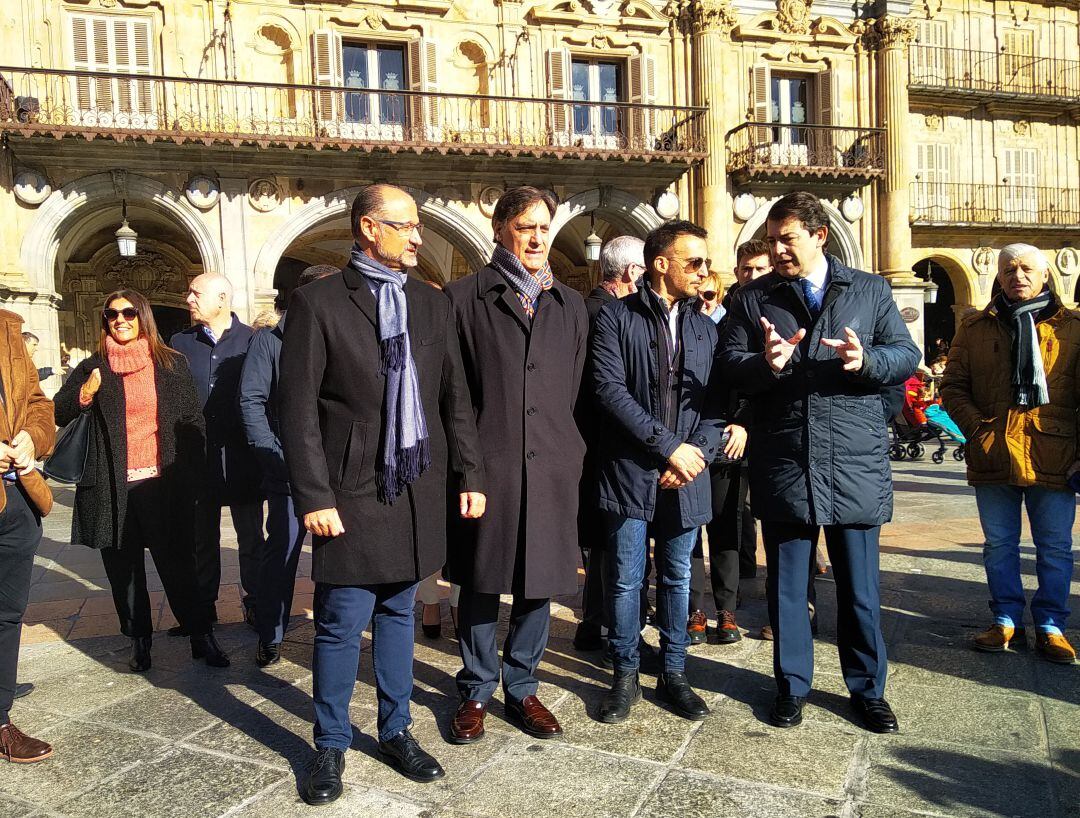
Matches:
[751,65,834,167]
[342,41,405,127]
[571,59,622,141]
[1002,147,1039,222]
[770,74,810,143]
[1002,29,1035,94]
[69,13,156,126]
[913,19,948,84]
[915,143,952,220]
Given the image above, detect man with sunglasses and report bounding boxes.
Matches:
[590,220,726,724]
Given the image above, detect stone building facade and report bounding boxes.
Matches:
[0,0,1076,389]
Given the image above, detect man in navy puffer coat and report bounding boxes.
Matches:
[720,192,919,734]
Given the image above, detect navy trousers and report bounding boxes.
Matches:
[312,581,418,749]
[456,592,549,704]
[762,522,888,700]
[254,491,306,645]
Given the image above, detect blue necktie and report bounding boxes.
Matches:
[799,277,821,317]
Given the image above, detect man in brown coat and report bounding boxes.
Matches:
[941,243,1079,664]
[0,309,56,763]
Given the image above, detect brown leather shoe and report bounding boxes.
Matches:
[0,723,52,763]
[973,623,1025,652]
[507,695,562,739]
[687,610,707,646]
[1036,631,1076,664]
[759,624,774,641]
[449,699,487,744]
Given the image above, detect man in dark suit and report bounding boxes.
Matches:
[719,192,919,733]
[170,274,265,627]
[280,184,485,805]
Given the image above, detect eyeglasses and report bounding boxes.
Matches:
[377,219,424,237]
[669,256,711,273]
[103,307,139,321]
[700,291,717,301]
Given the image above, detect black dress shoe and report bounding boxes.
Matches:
[656,671,710,721]
[191,632,230,668]
[13,682,33,699]
[255,641,281,668]
[129,636,152,673]
[378,729,445,783]
[302,747,345,806]
[598,669,641,724]
[769,695,805,728]
[167,624,188,637]
[851,697,899,734]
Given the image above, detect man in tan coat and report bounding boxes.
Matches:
[941,244,1079,664]
[0,309,56,762]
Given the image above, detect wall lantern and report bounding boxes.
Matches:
[115,200,137,258]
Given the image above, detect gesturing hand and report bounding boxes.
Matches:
[303,508,346,538]
[820,327,864,372]
[667,442,706,483]
[761,317,806,374]
[459,492,487,519]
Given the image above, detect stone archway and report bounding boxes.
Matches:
[252,186,494,296]
[734,196,865,272]
[551,188,663,240]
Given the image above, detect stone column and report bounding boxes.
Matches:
[218,177,255,322]
[690,0,738,265]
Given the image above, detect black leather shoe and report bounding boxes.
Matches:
[378,729,445,783]
[851,697,899,734]
[769,695,805,728]
[167,624,188,637]
[255,641,281,668]
[656,671,709,721]
[598,669,641,724]
[129,636,152,673]
[191,633,230,668]
[13,682,33,699]
[302,747,345,806]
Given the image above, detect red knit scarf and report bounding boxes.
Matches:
[105,336,159,476]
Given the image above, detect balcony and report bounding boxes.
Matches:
[909,46,1080,116]
[910,182,1080,229]
[0,66,706,163]
[726,123,886,186]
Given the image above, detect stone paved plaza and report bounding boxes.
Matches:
[2,457,1078,818]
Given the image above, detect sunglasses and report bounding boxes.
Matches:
[700,291,717,301]
[670,256,711,273]
[103,307,139,321]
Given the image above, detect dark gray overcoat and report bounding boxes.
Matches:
[278,266,485,586]
[444,265,589,598]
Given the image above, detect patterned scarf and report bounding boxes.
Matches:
[993,288,1053,408]
[489,244,554,319]
[349,246,430,504]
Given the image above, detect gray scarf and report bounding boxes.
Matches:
[349,246,430,504]
[993,288,1052,408]
[489,244,554,319]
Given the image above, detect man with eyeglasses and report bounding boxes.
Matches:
[590,220,726,724]
[280,184,485,804]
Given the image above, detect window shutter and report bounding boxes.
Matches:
[131,18,153,112]
[311,29,343,122]
[816,69,834,126]
[628,54,655,149]
[546,48,571,136]
[71,16,92,108]
[406,39,438,138]
[752,64,771,122]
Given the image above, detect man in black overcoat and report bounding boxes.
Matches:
[280,185,485,804]
[719,192,919,734]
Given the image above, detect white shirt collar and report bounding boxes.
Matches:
[802,254,830,296]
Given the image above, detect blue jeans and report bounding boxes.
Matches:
[974,484,1075,634]
[312,581,418,749]
[604,505,696,672]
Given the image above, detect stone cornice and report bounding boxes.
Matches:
[689,0,737,37]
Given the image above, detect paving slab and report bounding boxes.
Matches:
[637,771,847,818]
[233,778,428,818]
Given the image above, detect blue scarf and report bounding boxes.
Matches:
[489,244,554,319]
[349,246,430,504]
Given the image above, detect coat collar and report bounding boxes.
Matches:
[477,264,567,306]
[342,261,426,333]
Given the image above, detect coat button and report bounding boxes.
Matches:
[526,450,536,460]
[647,436,657,444]
[527,363,536,372]
[527,407,537,416]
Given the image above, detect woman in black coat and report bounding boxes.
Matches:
[444,187,588,742]
[54,289,228,671]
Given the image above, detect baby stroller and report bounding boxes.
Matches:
[924,403,966,463]
[889,376,966,464]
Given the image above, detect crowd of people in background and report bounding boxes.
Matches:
[0,186,1073,811]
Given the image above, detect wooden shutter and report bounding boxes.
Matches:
[407,39,438,139]
[1003,29,1035,93]
[70,14,154,113]
[311,29,343,122]
[546,48,571,137]
[628,53,655,149]
[1003,147,1038,221]
[751,63,771,148]
[914,19,948,83]
[71,16,93,109]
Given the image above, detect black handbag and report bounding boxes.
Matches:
[42,410,92,484]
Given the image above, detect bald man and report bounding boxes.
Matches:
[170,273,265,630]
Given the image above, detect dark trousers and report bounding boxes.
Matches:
[254,491,306,645]
[762,521,887,700]
[456,592,550,704]
[690,465,750,614]
[0,483,41,725]
[194,496,265,608]
[313,581,418,749]
[100,479,211,639]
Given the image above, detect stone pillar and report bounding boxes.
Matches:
[218,177,255,322]
[875,17,918,287]
[690,0,738,265]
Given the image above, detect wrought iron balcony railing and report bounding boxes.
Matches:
[909,45,1080,102]
[726,123,887,182]
[0,66,707,161]
[910,182,1080,228]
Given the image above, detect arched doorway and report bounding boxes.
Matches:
[733,197,864,272]
[915,259,955,361]
[152,305,191,340]
[551,215,629,293]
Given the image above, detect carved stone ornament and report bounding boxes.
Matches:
[248,178,281,212]
[1013,120,1030,136]
[841,194,864,223]
[972,247,996,279]
[776,0,813,36]
[875,16,917,49]
[111,168,128,197]
[184,175,220,211]
[732,193,757,222]
[654,190,681,221]
[690,0,737,36]
[103,250,181,296]
[13,169,52,206]
[589,0,619,14]
[924,114,943,131]
[1057,247,1079,278]
[478,186,503,218]
[98,0,118,7]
